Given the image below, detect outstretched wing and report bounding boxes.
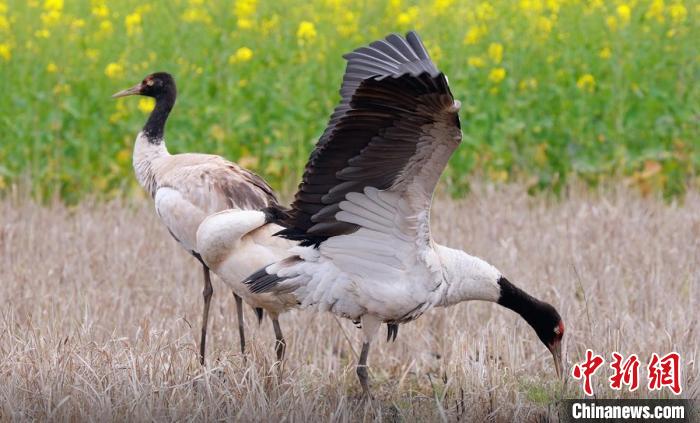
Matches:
[275,31,461,247]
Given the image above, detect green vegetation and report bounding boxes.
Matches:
[0,0,698,202]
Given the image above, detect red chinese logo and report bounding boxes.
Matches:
[572,349,605,396]
[572,350,682,395]
[647,352,681,395]
[609,352,640,391]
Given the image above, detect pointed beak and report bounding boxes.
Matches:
[549,341,563,379]
[111,83,143,98]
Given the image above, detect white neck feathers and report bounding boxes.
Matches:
[132,132,169,197]
[434,244,502,306]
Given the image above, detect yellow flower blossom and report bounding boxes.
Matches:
[98,20,113,35]
[520,0,543,13]
[0,43,10,61]
[235,0,257,19]
[599,46,611,59]
[229,46,253,64]
[86,48,99,60]
[47,62,58,73]
[536,16,553,36]
[237,18,253,29]
[467,56,485,67]
[91,4,109,18]
[464,25,487,45]
[182,8,212,24]
[70,18,85,30]
[519,77,538,91]
[645,0,665,22]
[35,28,50,38]
[668,3,687,23]
[138,97,155,114]
[488,67,506,83]
[40,10,61,25]
[0,15,9,31]
[104,62,124,79]
[606,15,618,31]
[43,0,62,11]
[475,2,495,20]
[617,4,631,24]
[433,0,453,14]
[125,11,142,36]
[297,21,317,43]
[397,6,419,26]
[576,73,595,92]
[488,42,503,64]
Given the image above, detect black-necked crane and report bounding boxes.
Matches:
[195,208,297,360]
[112,72,291,364]
[245,32,565,395]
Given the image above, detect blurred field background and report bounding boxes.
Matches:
[1,186,698,421]
[0,0,698,202]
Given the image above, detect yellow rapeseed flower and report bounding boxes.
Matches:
[182,8,212,24]
[35,28,50,38]
[0,15,9,31]
[40,9,61,25]
[518,77,538,91]
[433,0,454,14]
[99,20,113,35]
[576,73,595,92]
[237,18,253,29]
[645,0,665,23]
[617,4,631,24]
[70,18,85,30]
[463,25,487,44]
[397,6,419,26]
[488,67,506,83]
[488,42,503,64]
[0,43,10,61]
[138,97,155,114]
[668,3,687,23]
[297,21,317,43]
[43,0,62,11]
[606,15,618,31]
[536,16,553,36]
[47,62,58,73]
[467,56,485,67]
[229,46,253,64]
[599,46,611,59]
[104,62,124,79]
[92,4,109,18]
[125,11,142,36]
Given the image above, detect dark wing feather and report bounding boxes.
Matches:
[275,32,461,246]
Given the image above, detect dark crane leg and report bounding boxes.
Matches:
[233,292,246,356]
[272,317,286,361]
[199,264,213,365]
[356,342,371,398]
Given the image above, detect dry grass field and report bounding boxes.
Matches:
[1,184,698,422]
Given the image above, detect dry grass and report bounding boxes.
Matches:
[1,184,698,421]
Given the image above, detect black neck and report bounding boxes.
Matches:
[497,276,544,329]
[142,90,175,143]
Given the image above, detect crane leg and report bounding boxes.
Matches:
[356,342,371,398]
[233,292,246,356]
[199,265,213,365]
[272,317,286,361]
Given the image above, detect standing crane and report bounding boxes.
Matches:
[245,32,564,395]
[113,72,285,364]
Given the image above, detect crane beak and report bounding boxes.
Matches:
[549,341,563,379]
[111,83,143,98]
